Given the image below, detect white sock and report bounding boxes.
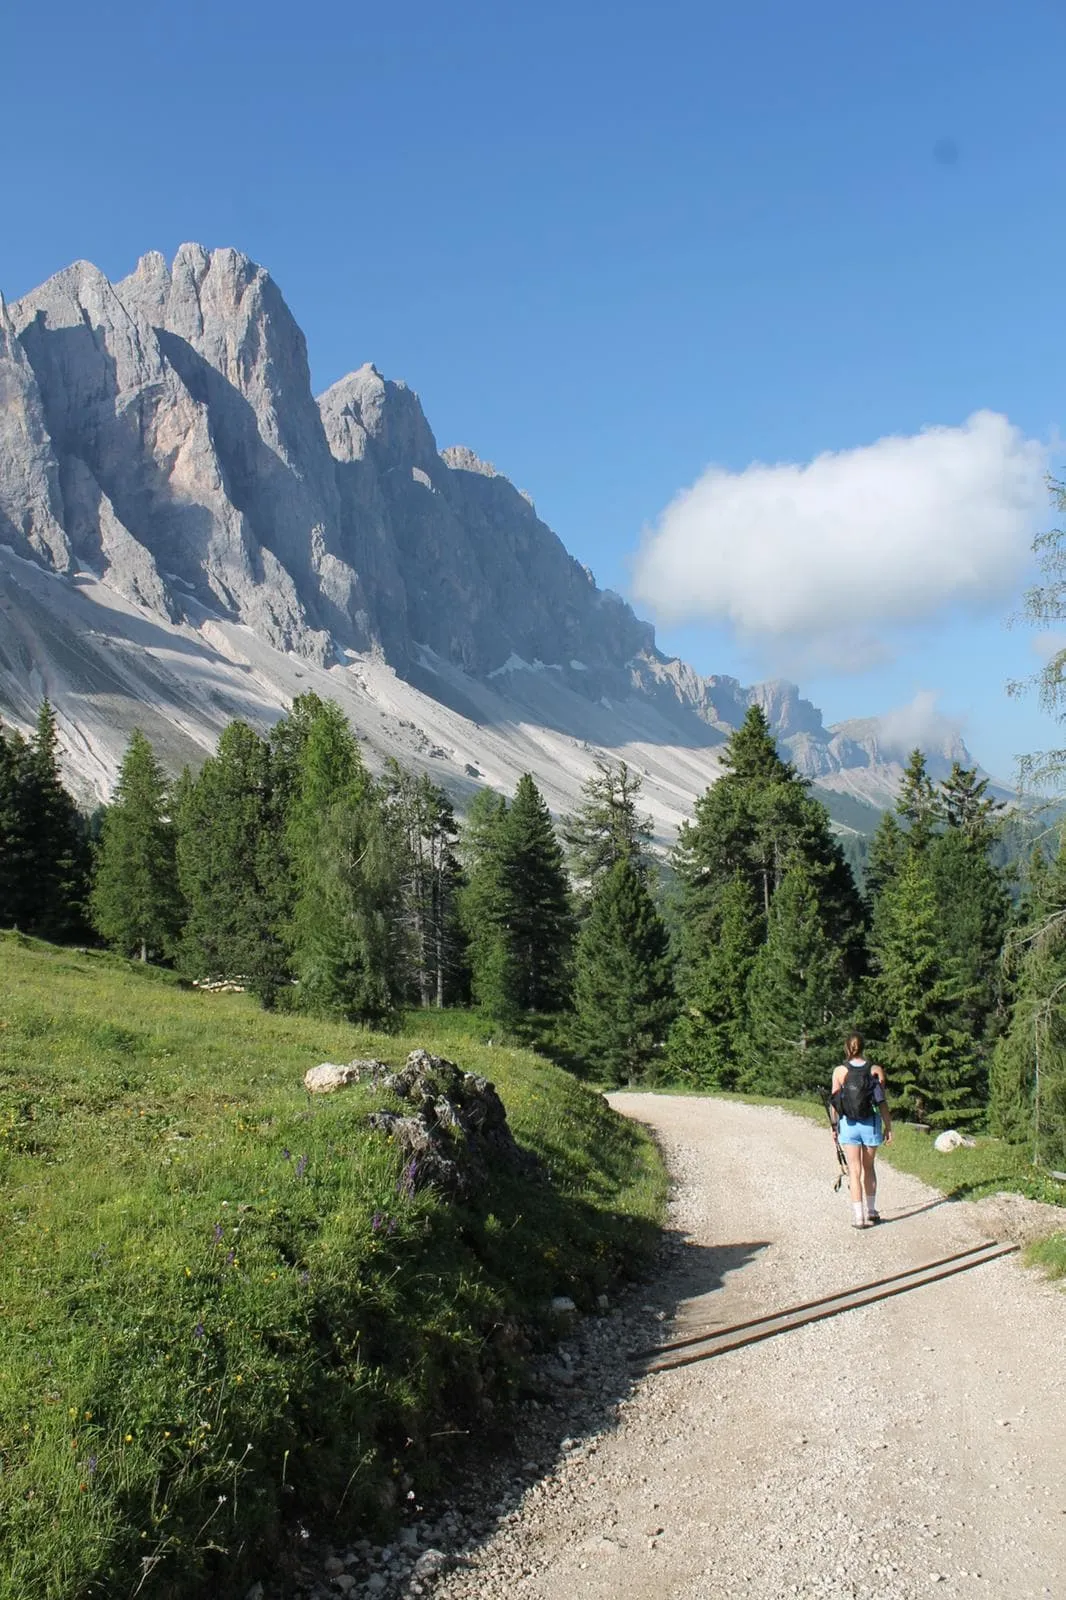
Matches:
[866,1189,878,1215]
[852,1202,865,1225]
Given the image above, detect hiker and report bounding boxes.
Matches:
[830,1032,892,1229]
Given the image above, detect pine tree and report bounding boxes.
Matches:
[561,759,654,889]
[0,723,32,930]
[927,824,1011,1050]
[573,857,676,1086]
[22,702,90,942]
[667,871,759,1090]
[673,706,865,984]
[738,859,851,1097]
[285,700,405,1025]
[91,731,181,961]
[175,722,288,1004]
[939,762,1006,845]
[497,774,574,1014]
[896,748,939,847]
[869,851,980,1124]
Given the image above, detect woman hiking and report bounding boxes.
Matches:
[830,1032,892,1229]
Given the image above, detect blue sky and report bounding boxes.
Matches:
[5,0,1066,779]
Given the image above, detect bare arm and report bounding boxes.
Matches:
[872,1064,893,1140]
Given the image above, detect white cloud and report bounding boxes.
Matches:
[632,411,1047,668]
[858,690,964,761]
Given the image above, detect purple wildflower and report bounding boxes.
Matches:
[298,1269,310,1286]
[295,1154,308,1180]
[398,1158,418,1198]
[281,1148,291,1162]
[225,1249,236,1267]
[387,1217,398,1236]
[87,1455,98,1477]
[371,1211,384,1232]
[193,1322,205,1342]
[212,1223,224,1244]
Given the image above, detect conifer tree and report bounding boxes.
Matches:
[458,787,514,1015]
[22,702,90,941]
[285,701,405,1025]
[927,823,1011,1049]
[175,722,288,1004]
[990,842,1066,1164]
[561,759,654,889]
[673,706,865,981]
[497,774,574,1014]
[382,760,466,1007]
[91,730,181,961]
[896,748,939,847]
[573,856,676,1085]
[939,762,1005,845]
[667,870,759,1090]
[738,859,851,1097]
[868,850,979,1123]
[0,723,32,930]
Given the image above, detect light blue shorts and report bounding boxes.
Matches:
[838,1113,883,1148]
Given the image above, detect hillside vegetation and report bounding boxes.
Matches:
[0,936,665,1600]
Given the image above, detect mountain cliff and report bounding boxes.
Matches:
[0,245,980,834]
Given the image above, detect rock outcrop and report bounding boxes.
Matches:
[0,244,987,816]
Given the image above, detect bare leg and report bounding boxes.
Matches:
[862,1148,878,1217]
[845,1145,867,1225]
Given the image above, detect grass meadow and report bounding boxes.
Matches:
[0,934,667,1600]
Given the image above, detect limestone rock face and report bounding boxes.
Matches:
[0,296,70,570]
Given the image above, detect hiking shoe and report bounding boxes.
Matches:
[867,1211,882,1224]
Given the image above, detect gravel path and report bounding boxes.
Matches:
[425,1095,1066,1600]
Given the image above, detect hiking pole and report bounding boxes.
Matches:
[824,1097,847,1191]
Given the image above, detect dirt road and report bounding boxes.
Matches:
[434,1095,1066,1600]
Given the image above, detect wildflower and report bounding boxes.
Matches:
[387,1217,398,1235]
[281,1148,291,1161]
[212,1223,223,1243]
[193,1323,205,1341]
[295,1154,308,1180]
[87,1455,98,1477]
[371,1210,384,1232]
[125,1433,133,1443]
[298,1270,310,1286]
[225,1250,236,1267]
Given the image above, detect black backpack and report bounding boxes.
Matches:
[838,1062,876,1121]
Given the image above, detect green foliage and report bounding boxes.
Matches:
[382,761,466,1008]
[0,935,666,1600]
[175,723,288,1005]
[896,747,939,847]
[561,759,654,889]
[460,777,573,1021]
[0,704,90,942]
[90,731,182,962]
[990,838,1066,1165]
[867,850,980,1123]
[667,871,759,1090]
[285,702,405,1026]
[572,857,676,1086]
[739,858,851,1097]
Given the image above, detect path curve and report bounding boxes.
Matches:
[435,1095,1066,1600]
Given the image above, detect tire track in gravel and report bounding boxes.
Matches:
[432,1095,1066,1600]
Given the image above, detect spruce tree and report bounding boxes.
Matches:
[175,722,288,1004]
[667,871,759,1090]
[738,859,851,1097]
[496,774,574,1014]
[673,706,865,983]
[940,762,1005,844]
[869,850,979,1123]
[896,748,939,847]
[562,759,654,889]
[0,723,32,930]
[573,856,676,1086]
[22,702,90,942]
[91,731,181,961]
[285,700,405,1025]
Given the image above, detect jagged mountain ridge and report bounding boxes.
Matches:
[0,244,977,834]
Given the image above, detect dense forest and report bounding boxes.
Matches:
[1,690,1063,1167]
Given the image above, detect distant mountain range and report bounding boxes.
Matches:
[0,245,982,841]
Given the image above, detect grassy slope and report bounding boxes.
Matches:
[0,936,666,1600]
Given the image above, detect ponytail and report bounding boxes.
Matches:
[845,1032,864,1060]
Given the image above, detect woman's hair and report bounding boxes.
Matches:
[845,1032,864,1059]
